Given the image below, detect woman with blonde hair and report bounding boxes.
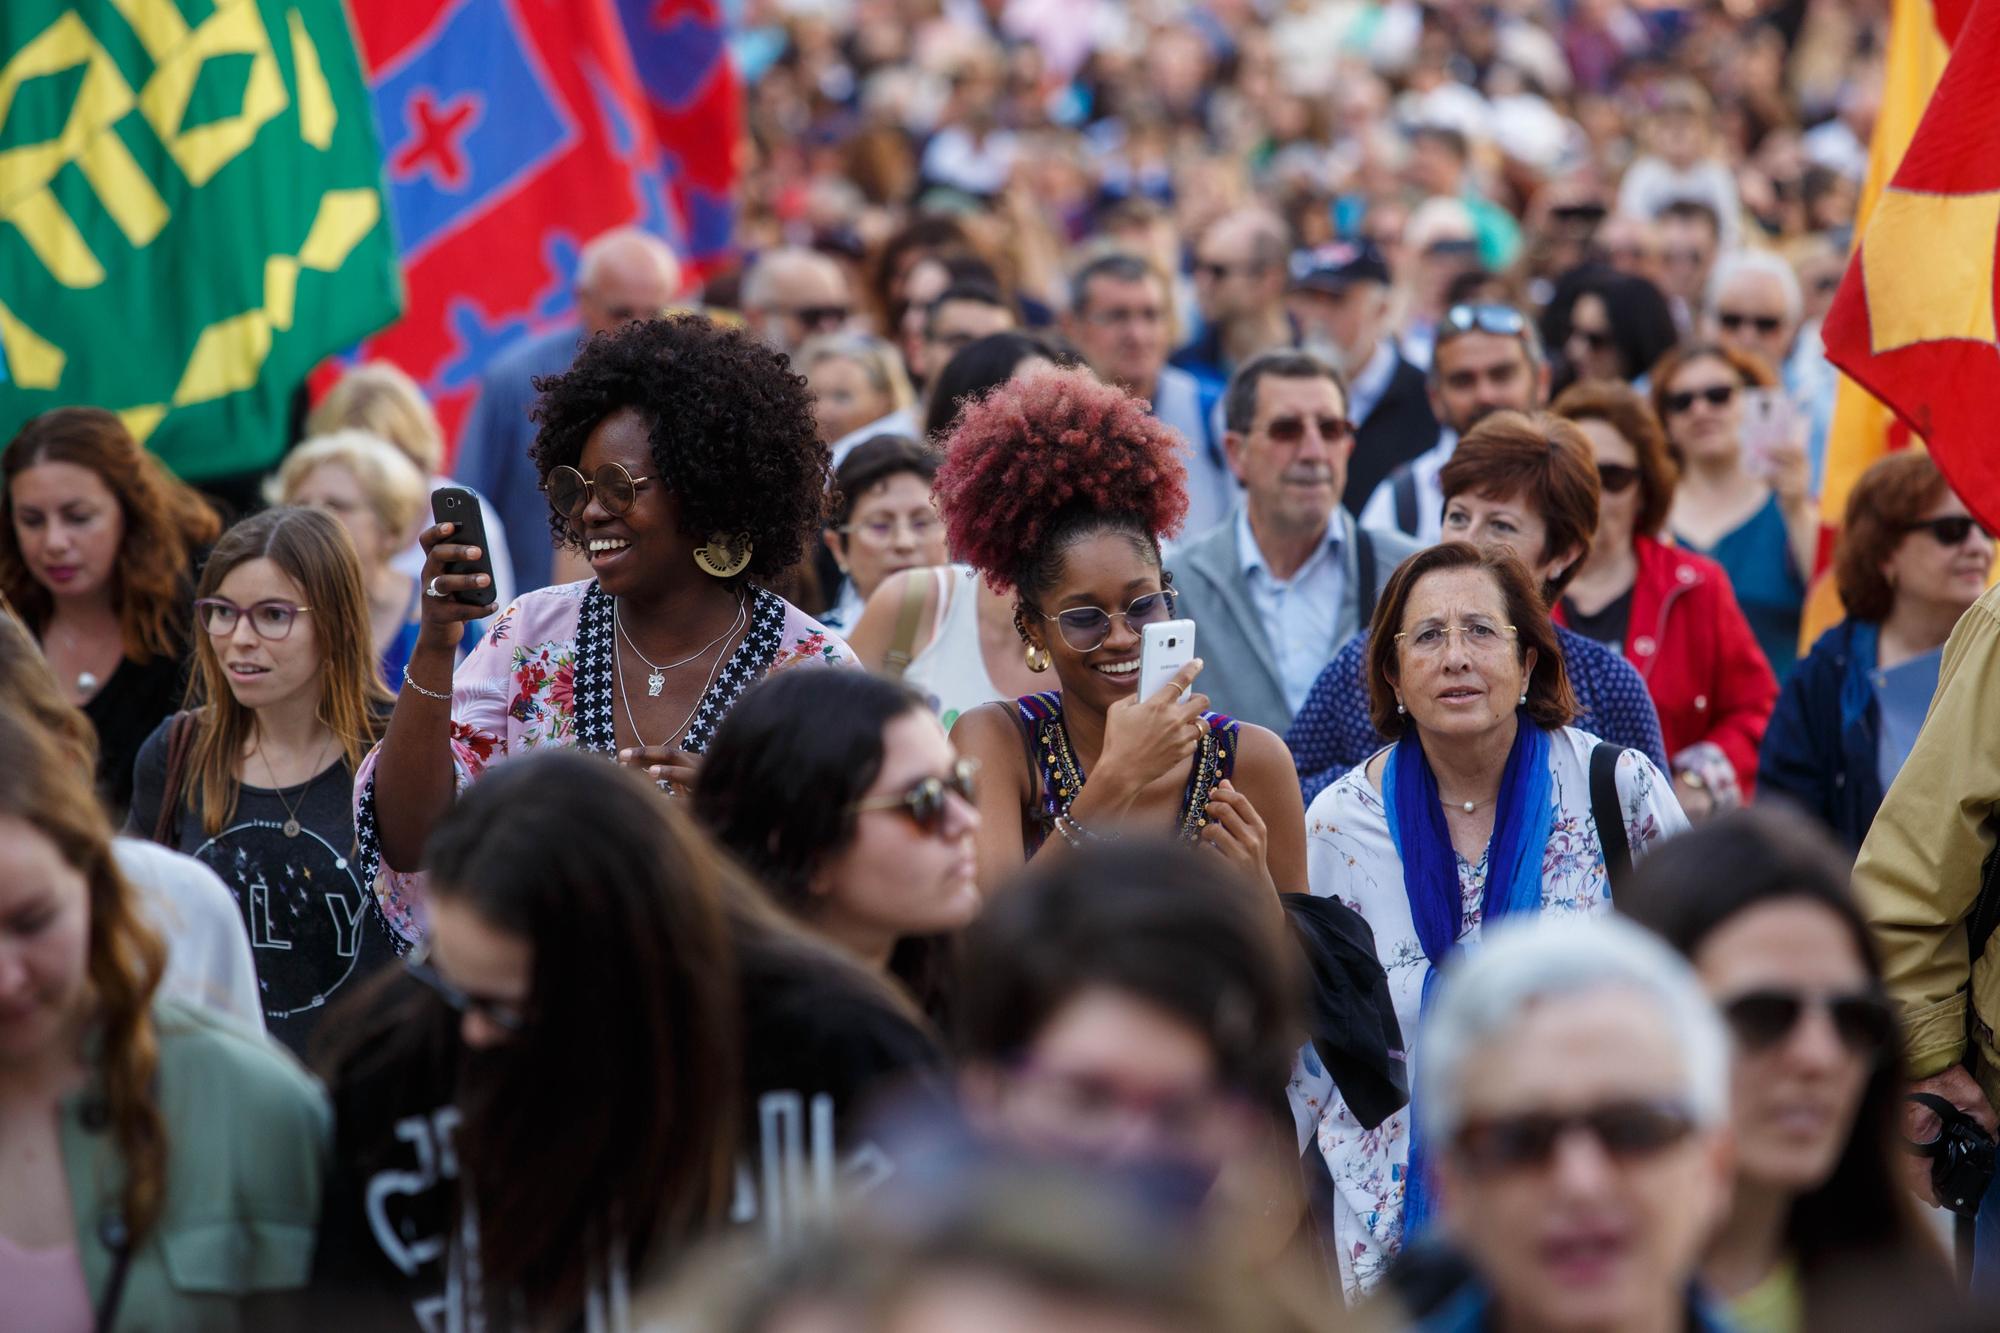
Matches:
[129,507,397,1054]
[0,708,326,1327]
[2,407,221,815]
[274,430,480,688]
[308,361,517,608]
[798,332,918,463]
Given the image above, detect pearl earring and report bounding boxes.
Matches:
[1518,691,1528,706]
[1396,700,1406,715]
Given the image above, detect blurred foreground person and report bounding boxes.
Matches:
[1412,916,1734,1333]
[1624,808,1950,1331]
[0,710,326,1329]
[312,751,937,1329]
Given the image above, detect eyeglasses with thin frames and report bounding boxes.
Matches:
[1393,619,1518,654]
[406,959,528,1034]
[548,462,654,520]
[848,758,979,834]
[194,598,312,641]
[1040,589,1178,654]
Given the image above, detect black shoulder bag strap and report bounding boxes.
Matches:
[1591,742,1633,895]
[93,1210,134,1333]
[1393,468,1419,537]
[1354,530,1378,631]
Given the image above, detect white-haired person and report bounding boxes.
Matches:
[798,332,919,468]
[273,430,482,689]
[1406,915,1736,1333]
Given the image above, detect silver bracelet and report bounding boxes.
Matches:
[401,667,450,702]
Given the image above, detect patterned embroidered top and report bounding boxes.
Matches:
[1012,691,1240,852]
[354,580,851,947]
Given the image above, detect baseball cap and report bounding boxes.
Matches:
[1289,240,1393,294]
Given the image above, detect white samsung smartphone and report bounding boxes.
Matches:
[1138,619,1198,701]
[1739,387,1797,478]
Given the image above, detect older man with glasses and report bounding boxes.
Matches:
[1399,915,1736,1333]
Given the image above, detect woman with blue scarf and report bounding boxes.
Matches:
[1759,451,1994,852]
[1285,542,1687,1300]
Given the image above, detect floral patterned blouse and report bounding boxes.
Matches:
[1285,725,1687,1300]
[354,579,851,947]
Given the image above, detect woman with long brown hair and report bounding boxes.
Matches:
[128,506,396,1055]
[2,407,220,816]
[0,708,326,1329]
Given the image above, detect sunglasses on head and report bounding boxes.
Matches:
[548,462,653,520]
[1665,384,1736,414]
[1718,311,1784,336]
[848,758,978,834]
[1455,1099,1698,1174]
[1040,588,1178,654]
[1903,515,1992,547]
[1439,303,1527,345]
[1596,463,1642,494]
[1263,413,1355,445]
[1719,988,1895,1057]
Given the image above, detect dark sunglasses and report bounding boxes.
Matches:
[547,462,653,520]
[1263,414,1355,445]
[1456,1100,1697,1174]
[789,303,851,331]
[1718,311,1784,336]
[849,758,978,834]
[1571,327,1611,351]
[1596,463,1642,494]
[1665,384,1736,414]
[1194,259,1261,282]
[406,959,528,1034]
[1552,202,1609,225]
[1439,303,1528,345]
[1720,988,1895,1057]
[1040,588,1178,654]
[1903,515,1992,547]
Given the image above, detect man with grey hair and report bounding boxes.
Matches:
[740,246,853,356]
[457,226,685,594]
[1171,350,1417,734]
[1171,207,1295,388]
[1703,250,1803,381]
[1410,915,1735,1333]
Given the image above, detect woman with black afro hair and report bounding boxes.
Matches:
[943,366,1308,904]
[355,315,855,950]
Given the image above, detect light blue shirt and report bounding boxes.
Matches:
[1235,506,1346,715]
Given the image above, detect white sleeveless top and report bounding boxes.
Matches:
[904,564,1007,732]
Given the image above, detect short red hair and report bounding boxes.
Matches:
[1835,451,1953,623]
[934,367,1189,593]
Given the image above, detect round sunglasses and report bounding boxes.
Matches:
[848,758,978,834]
[547,462,654,520]
[1039,589,1178,654]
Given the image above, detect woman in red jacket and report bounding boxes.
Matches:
[1550,381,1777,818]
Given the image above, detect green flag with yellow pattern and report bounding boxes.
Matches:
[0,0,401,481]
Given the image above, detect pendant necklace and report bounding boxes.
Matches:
[617,602,742,752]
[1442,793,1497,815]
[257,732,333,838]
[616,598,742,697]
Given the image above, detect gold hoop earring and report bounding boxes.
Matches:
[693,534,752,579]
[1024,643,1051,673]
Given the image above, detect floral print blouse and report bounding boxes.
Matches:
[354,579,851,947]
[1285,725,1687,1300]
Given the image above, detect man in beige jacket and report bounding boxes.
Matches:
[1855,577,2000,1201]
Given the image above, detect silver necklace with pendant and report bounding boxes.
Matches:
[257,733,333,838]
[614,597,743,697]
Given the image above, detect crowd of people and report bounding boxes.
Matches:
[6,0,2000,1330]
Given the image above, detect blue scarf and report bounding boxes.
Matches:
[1386,711,1555,1241]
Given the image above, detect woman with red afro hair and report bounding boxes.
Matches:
[941,367,1308,901]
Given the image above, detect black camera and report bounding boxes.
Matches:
[1904,1092,1997,1218]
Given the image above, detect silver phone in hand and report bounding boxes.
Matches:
[1138,619,1197,701]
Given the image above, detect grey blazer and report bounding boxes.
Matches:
[1170,505,1419,735]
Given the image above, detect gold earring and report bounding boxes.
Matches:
[1024,643,1051,673]
[693,534,752,579]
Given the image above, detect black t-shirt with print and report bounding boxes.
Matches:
[129,719,398,1056]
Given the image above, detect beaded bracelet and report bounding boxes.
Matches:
[402,667,450,702]
[1053,812,1116,848]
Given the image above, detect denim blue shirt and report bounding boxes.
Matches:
[1286,623,1671,803]
[1236,506,1346,716]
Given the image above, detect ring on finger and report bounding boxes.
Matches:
[425,575,448,599]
